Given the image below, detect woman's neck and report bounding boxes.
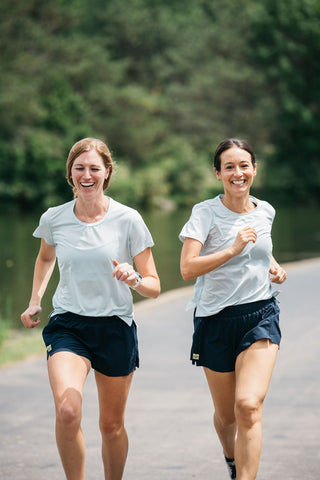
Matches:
[221,194,256,214]
[74,195,109,223]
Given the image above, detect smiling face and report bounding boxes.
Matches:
[70,150,110,199]
[214,146,257,199]
[66,138,114,198]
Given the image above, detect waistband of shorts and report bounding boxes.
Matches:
[212,297,276,319]
[51,311,123,325]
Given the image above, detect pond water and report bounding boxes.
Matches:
[1,205,320,329]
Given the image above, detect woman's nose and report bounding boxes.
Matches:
[83,168,91,178]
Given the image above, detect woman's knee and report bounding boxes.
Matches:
[56,392,82,430]
[99,417,124,442]
[235,395,263,428]
[214,410,236,430]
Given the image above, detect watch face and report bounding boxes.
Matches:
[135,273,142,284]
[130,272,142,290]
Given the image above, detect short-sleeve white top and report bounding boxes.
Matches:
[33,197,154,325]
[179,195,277,317]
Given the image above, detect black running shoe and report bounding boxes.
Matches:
[225,457,236,479]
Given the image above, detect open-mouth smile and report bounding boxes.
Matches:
[80,182,95,188]
[232,180,246,185]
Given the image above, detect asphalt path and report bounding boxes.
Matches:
[0,258,319,479]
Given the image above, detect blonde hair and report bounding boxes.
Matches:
[66,138,114,197]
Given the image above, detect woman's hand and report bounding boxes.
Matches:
[181,226,257,281]
[112,260,139,288]
[21,239,56,329]
[21,305,42,328]
[113,251,160,298]
[269,258,287,284]
[230,226,257,256]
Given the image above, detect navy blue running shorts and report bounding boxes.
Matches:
[190,297,281,372]
[42,312,139,377]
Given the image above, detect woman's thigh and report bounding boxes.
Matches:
[204,367,236,423]
[47,351,91,405]
[235,339,278,403]
[95,371,134,425]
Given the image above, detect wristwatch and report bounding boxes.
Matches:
[131,272,143,290]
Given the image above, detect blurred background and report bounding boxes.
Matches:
[1,0,320,329]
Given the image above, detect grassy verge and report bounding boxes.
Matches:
[0,329,44,368]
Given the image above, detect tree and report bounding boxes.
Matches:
[4,0,316,210]
[249,0,320,204]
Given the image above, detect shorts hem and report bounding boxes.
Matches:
[236,334,281,358]
[191,359,235,373]
[94,364,139,377]
[46,348,139,377]
[46,347,92,363]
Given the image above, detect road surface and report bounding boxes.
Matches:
[0,258,319,479]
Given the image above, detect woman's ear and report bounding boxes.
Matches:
[105,166,110,180]
[214,167,221,181]
[253,162,257,177]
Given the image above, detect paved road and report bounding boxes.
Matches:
[0,258,319,479]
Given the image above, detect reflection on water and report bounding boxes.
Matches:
[1,206,320,329]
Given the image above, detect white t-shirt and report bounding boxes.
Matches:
[33,197,154,325]
[179,195,277,317]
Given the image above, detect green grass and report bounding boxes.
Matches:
[0,329,44,368]
[0,295,44,368]
[0,320,10,346]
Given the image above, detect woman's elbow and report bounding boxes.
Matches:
[150,278,161,298]
[180,265,195,282]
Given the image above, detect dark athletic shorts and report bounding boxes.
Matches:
[190,297,281,372]
[42,312,139,377]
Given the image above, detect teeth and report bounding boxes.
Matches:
[81,183,94,187]
[233,180,245,185]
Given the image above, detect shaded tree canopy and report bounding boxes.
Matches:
[249,0,320,204]
[0,0,319,211]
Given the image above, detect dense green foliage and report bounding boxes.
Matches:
[0,0,319,211]
[249,0,320,204]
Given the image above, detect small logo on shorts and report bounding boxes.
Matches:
[47,344,52,353]
[192,353,199,360]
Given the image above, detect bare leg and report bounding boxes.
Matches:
[234,339,278,480]
[95,371,133,480]
[203,368,237,459]
[47,352,90,480]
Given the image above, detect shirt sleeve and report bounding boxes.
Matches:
[265,201,276,223]
[128,211,154,258]
[179,203,212,245]
[33,209,55,245]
